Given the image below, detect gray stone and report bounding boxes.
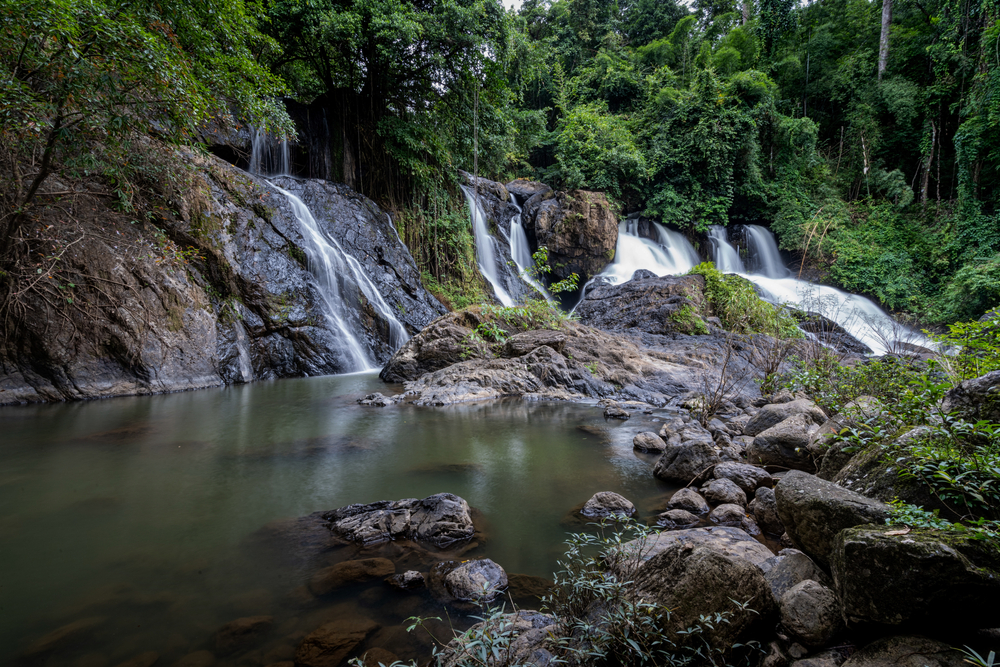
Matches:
[774,470,889,565]
[764,549,831,601]
[653,441,721,484]
[656,509,701,530]
[703,478,747,507]
[748,413,821,472]
[503,330,567,357]
[830,526,1000,629]
[633,432,668,453]
[744,400,827,437]
[604,404,630,420]
[714,461,774,495]
[619,526,775,570]
[429,559,509,608]
[437,610,559,667]
[779,580,842,647]
[386,570,425,591]
[323,493,475,549]
[581,491,635,518]
[754,487,784,535]
[941,369,1000,423]
[709,503,747,527]
[666,488,710,515]
[840,636,966,667]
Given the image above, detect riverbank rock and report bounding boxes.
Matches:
[631,531,777,649]
[753,487,784,535]
[657,509,702,529]
[429,559,508,608]
[940,369,1000,423]
[379,310,716,405]
[574,273,711,336]
[714,462,774,495]
[294,619,380,667]
[619,526,774,570]
[841,636,966,667]
[744,400,828,437]
[748,413,821,471]
[830,526,1000,629]
[779,580,842,647]
[0,153,445,405]
[386,570,425,591]
[20,617,106,662]
[774,471,889,565]
[703,478,747,507]
[666,488,710,514]
[633,432,667,452]
[581,492,635,518]
[322,493,475,548]
[762,549,831,602]
[653,441,720,484]
[436,610,559,667]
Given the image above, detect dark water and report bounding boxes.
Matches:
[0,373,674,666]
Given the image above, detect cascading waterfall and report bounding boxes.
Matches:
[508,195,552,301]
[709,226,931,355]
[234,321,253,383]
[462,185,515,307]
[707,225,745,273]
[248,126,290,177]
[246,128,408,371]
[598,219,700,284]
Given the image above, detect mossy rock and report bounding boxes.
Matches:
[831,525,1000,630]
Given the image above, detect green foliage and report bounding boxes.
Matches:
[928,315,1000,383]
[689,262,802,337]
[529,246,580,294]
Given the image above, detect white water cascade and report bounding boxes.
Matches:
[598,219,701,284]
[507,195,552,301]
[707,225,745,274]
[709,226,932,355]
[462,185,515,307]
[248,126,290,177]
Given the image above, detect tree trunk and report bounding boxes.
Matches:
[878,0,892,80]
[921,120,936,206]
[742,0,750,25]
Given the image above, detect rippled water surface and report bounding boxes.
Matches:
[0,374,673,665]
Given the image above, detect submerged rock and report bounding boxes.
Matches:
[294,618,380,667]
[213,616,274,655]
[308,558,395,595]
[840,636,965,667]
[323,492,475,549]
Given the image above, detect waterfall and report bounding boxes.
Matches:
[248,126,290,177]
[461,186,515,307]
[508,195,552,301]
[707,225,745,273]
[598,220,700,284]
[234,320,253,383]
[708,225,931,355]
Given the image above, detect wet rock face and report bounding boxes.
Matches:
[0,154,444,405]
[322,493,475,549]
[575,273,710,336]
[830,526,1000,630]
[520,188,618,285]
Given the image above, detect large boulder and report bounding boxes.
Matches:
[779,580,842,647]
[522,189,618,285]
[574,273,711,336]
[940,369,1000,423]
[812,397,889,480]
[322,493,475,548]
[653,441,721,484]
[762,549,831,602]
[753,487,784,535]
[631,534,778,649]
[747,414,821,471]
[633,432,668,453]
[774,471,889,565]
[830,526,1000,629]
[840,636,966,667]
[618,526,774,570]
[703,478,747,507]
[744,400,828,437]
[666,488,710,514]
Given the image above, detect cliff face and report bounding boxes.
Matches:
[0,150,445,405]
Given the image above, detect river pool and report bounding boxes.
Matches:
[0,373,676,666]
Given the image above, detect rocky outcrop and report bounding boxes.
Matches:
[322,493,475,548]
[518,186,618,285]
[830,526,1000,629]
[0,153,444,405]
[940,369,1000,423]
[378,309,724,406]
[774,471,889,565]
[575,273,711,336]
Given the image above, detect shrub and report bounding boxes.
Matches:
[688,262,801,337]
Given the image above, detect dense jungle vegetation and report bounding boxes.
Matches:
[2,0,999,322]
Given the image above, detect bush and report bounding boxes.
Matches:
[688,262,802,337]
